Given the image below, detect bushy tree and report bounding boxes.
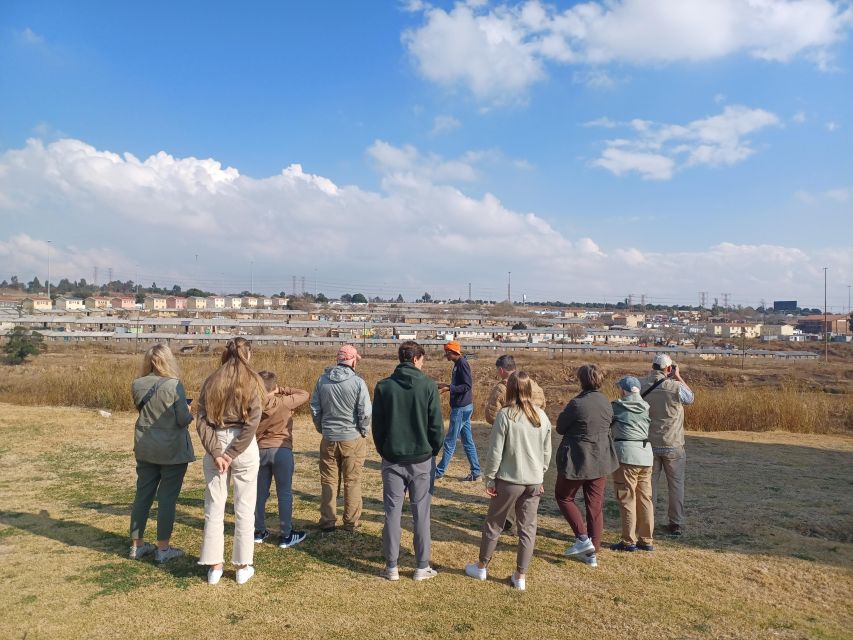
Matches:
[3,327,45,365]
[351,293,368,304]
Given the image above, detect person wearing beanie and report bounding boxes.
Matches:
[310,344,372,533]
[436,340,481,481]
[609,376,654,552]
[639,354,694,537]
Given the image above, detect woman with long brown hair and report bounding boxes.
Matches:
[196,337,265,585]
[464,371,552,591]
[129,344,194,563]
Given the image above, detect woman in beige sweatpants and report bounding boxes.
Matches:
[196,337,265,585]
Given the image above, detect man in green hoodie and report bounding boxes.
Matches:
[372,340,444,582]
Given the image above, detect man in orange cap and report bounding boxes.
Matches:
[436,340,481,481]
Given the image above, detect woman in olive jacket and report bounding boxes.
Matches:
[555,364,619,568]
[129,344,195,563]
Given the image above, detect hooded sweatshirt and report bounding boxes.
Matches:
[310,364,372,441]
[372,362,445,463]
[611,394,653,467]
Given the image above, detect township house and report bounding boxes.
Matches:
[271,296,289,308]
[85,296,113,310]
[225,296,242,310]
[706,322,763,339]
[166,296,187,311]
[207,296,226,310]
[22,296,52,312]
[607,313,646,328]
[111,296,136,310]
[144,295,167,311]
[241,296,259,309]
[797,314,851,335]
[187,296,208,311]
[54,296,85,312]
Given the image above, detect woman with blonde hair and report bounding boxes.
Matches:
[464,371,552,591]
[196,337,265,585]
[129,344,195,563]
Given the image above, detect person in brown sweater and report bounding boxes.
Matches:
[253,370,310,549]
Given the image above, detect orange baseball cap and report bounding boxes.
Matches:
[443,340,462,354]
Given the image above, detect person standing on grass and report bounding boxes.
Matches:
[465,371,552,591]
[640,354,694,537]
[609,376,654,552]
[372,341,444,582]
[129,344,195,563]
[555,363,619,569]
[435,340,480,481]
[253,370,310,549]
[483,354,547,534]
[196,337,264,585]
[310,344,371,533]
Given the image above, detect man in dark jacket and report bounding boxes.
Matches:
[373,341,444,581]
[435,340,481,481]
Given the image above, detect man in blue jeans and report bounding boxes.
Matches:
[436,340,481,481]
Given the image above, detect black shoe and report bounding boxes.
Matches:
[636,542,654,551]
[462,472,481,482]
[320,526,336,535]
[667,524,683,537]
[253,529,270,544]
[609,541,638,552]
[502,520,514,534]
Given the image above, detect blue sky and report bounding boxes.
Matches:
[1,0,851,309]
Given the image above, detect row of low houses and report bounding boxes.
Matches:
[20,294,291,313]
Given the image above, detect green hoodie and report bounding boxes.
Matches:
[372,362,444,463]
[610,393,653,467]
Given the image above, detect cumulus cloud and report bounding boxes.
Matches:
[403,0,853,102]
[430,114,462,135]
[588,105,781,179]
[0,137,848,303]
[796,186,852,204]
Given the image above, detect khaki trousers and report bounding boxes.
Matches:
[319,436,367,530]
[612,464,654,545]
[652,447,686,527]
[198,429,260,566]
[479,480,542,573]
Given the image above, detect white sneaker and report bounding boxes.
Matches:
[564,537,595,557]
[580,552,598,568]
[235,565,255,585]
[412,566,438,581]
[464,562,487,581]
[128,542,156,560]
[511,572,526,591]
[207,567,223,585]
[379,566,399,581]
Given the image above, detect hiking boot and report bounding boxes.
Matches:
[155,546,185,563]
[464,562,486,581]
[254,529,270,544]
[609,541,638,552]
[128,542,156,560]
[278,531,307,549]
[379,566,399,581]
[564,537,595,557]
[412,566,438,581]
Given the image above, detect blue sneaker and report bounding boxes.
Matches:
[609,541,638,552]
[253,529,270,544]
[462,472,480,482]
[278,531,307,549]
[636,542,655,551]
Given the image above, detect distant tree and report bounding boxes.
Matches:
[316,292,329,303]
[340,293,353,303]
[396,294,404,303]
[27,276,42,293]
[3,327,45,365]
[172,284,182,294]
[566,325,586,343]
[185,288,208,297]
[135,293,145,304]
[351,293,368,304]
[10,275,22,290]
[489,301,515,316]
[690,333,706,350]
[421,292,432,303]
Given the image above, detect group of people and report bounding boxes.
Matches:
[128,338,693,589]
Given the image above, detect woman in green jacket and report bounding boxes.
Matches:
[129,344,195,563]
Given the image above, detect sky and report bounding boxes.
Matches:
[0,0,851,310]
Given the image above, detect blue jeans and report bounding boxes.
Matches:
[255,447,295,536]
[436,403,480,477]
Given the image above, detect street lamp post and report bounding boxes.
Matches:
[46,240,52,299]
[823,267,829,363]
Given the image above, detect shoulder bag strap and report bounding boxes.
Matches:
[136,379,166,412]
[641,376,668,399]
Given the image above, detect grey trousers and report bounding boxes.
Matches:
[381,458,434,570]
[255,447,295,536]
[130,460,188,541]
[479,480,542,573]
[652,447,686,527]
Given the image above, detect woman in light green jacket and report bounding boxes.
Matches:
[129,344,195,563]
[464,371,552,591]
[609,376,653,552]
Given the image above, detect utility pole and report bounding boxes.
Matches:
[722,293,731,314]
[824,267,829,363]
[468,282,471,302]
[301,276,306,295]
[640,293,646,308]
[292,275,297,297]
[46,240,52,298]
[108,267,113,284]
[250,261,254,294]
[507,271,511,303]
[848,284,851,314]
[93,266,99,288]
[699,291,707,309]
[760,298,766,324]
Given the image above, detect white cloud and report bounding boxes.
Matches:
[403,0,853,103]
[367,140,482,182]
[590,105,781,179]
[572,69,616,89]
[792,111,807,123]
[17,27,45,46]
[0,136,848,303]
[430,114,462,135]
[826,120,840,131]
[825,187,850,202]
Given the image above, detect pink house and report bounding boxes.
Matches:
[166,296,187,310]
[111,296,136,310]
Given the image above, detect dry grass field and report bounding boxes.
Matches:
[1,400,852,640]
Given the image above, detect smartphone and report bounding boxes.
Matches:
[186,398,193,406]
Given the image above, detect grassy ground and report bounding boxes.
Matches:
[1,403,851,639]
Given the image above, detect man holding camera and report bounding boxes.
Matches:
[640,354,694,536]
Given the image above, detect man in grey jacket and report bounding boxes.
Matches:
[311,345,372,532]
